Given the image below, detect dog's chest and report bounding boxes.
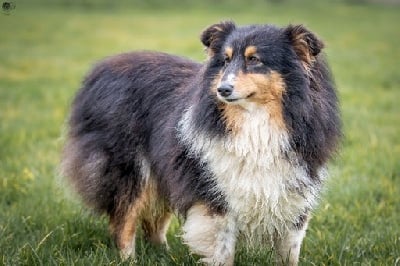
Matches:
[179,106,319,237]
[201,111,316,237]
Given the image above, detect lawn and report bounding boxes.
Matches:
[1,0,399,265]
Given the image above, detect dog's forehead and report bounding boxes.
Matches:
[225,25,282,52]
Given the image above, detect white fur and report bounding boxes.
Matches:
[120,238,135,260]
[182,204,236,265]
[138,154,152,183]
[226,73,236,83]
[178,105,323,244]
[275,223,308,265]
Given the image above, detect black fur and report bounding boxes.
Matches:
[64,52,228,216]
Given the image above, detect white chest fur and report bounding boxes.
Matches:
[178,106,321,242]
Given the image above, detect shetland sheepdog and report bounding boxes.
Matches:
[62,21,341,265]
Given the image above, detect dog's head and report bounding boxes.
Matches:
[201,21,324,109]
[199,21,340,173]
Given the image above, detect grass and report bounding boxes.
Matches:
[1,0,399,265]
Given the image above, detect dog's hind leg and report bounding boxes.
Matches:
[182,204,237,266]
[140,180,172,247]
[109,189,149,260]
[142,209,172,246]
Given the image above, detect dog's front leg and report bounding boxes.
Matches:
[182,204,237,265]
[274,217,309,266]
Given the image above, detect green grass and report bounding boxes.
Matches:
[1,1,399,265]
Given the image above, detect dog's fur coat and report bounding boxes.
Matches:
[62,21,341,265]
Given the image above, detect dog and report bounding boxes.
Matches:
[61,21,341,265]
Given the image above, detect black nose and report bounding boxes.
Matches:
[217,83,233,97]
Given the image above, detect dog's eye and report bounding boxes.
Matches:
[246,55,262,66]
[223,55,231,66]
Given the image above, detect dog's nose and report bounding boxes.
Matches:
[217,83,233,97]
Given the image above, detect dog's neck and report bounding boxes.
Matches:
[177,103,289,162]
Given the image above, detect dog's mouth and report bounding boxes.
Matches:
[225,98,240,102]
[218,92,255,103]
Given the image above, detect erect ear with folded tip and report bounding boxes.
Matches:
[285,24,324,65]
[200,21,236,55]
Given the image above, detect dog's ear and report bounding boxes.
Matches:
[201,21,236,55]
[284,24,324,65]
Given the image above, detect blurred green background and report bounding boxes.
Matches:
[1,0,399,265]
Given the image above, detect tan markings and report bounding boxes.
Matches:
[291,33,316,71]
[219,103,245,135]
[235,71,286,129]
[110,190,147,255]
[110,180,171,258]
[225,47,233,60]
[142,212,172,245]
[140,181,172,245]
[205,47,214,58]
[210,68,286,131]
[244,46,257,58]
[210,70,244,134]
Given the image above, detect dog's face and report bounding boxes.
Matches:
[201,21,324,109]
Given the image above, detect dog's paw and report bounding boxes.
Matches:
[119,246,135,261]
[199,257,232,266]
